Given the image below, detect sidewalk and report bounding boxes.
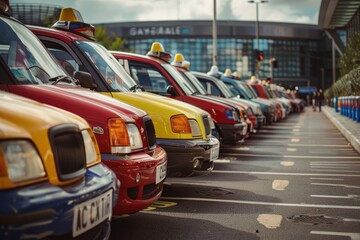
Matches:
[322,105,360,154]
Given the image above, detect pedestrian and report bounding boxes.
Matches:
[312,91,318,111]
[318,89,324,112]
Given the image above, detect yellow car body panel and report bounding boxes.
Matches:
[101,91,211,140]
[0,92,101,189]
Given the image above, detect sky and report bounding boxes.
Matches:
[11,0,322,25]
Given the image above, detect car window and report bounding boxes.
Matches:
[0,18,66,84]
[128,63,171,95]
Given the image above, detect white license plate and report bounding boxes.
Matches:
[210,144,220,162]
[72,190,113,237]
[156,162,167,184]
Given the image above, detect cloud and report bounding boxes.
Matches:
[11,0,321,24]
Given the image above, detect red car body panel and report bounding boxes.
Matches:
[0,67,167,216]
[112,52,247,144]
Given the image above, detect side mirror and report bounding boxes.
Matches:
[73,71,97,90]
[166,85,177,96]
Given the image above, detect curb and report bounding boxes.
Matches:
[322,106,360,154]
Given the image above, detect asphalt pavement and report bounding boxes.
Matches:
[322,105,360,154]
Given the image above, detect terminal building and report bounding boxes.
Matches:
[10,0,359,92]
[97,20,335,91]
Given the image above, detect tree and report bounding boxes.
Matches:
[339,32,360,77]
[94,26,128,51]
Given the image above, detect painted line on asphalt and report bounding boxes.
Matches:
[212,170,360,177]
[160,197,360,210]
[311,169,360,173]
[311,166,354,169]
[311,161,360,163]
[272,180,289,191]
[310,194,359,199]
[245,142,352,148]
[221,153,360,159]
[310,231,360,240]
[310,177,344,181]
[213,159,231,163]
[311,183,360,188]
[280,161,295,167]
[344,218,360,222]
[257,214,282,229]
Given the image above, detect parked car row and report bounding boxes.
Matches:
[0,3,303,239]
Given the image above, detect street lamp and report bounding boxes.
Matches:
[248,0,268,78]
[248,0,268,50]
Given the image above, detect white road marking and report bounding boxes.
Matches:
[213,159,231,163]
[286,148,297,152]
[343,218,360,222]
[160,197,360,210]
[280,161,295,167]
[311,183,360,188]
[257,214,282,229]
[311,161,360,164]
[212,170,360,177]
[312,169,360,173]
[311,231,360,240]
[311,166,354,169]
[222,153,360,159]
[291,138,300,142]
[310,177,344,181]
[272,180,289,191]
[310,194,359,199]
[293,129,300,132]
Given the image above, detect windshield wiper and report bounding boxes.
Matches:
[129,84,144,92]
[48,75,72,85]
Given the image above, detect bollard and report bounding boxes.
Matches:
[340,97,343,115]
[356,96,360,123]
[334,96,339,112]
[352,96,356,121]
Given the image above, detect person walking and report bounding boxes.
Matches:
[318,89,324,112]
[312,91,318,111]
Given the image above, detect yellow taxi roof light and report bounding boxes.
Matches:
[59,8,84,22]
[147,42,172,62]
[52,8,95,40]
[171,53,185,67]
[232,71,241,79]
[182,60,190,70]
[223,68,232,77]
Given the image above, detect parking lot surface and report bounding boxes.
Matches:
[110,107,360,240]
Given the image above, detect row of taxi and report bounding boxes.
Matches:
[0,3,303,239]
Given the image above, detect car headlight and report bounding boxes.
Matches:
[171,114,191,134]
[108,119,143,154]
[188,119,201,137]
[126,123,143,150]
[225,109,239,121]
[0,140,45,183]
[81,130,99,165]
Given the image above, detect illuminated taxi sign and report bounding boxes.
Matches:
[207,65,221,78]
[52,8,95,40]
[146,42,172,62]
[223,68,233,78]
[171,53,191,70]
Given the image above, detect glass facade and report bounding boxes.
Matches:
[126,37,322,88]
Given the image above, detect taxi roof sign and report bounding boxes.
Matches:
[59,8,84,22]
[171,53,191,69]
[52,8,95,40]
[147,42,172,62]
